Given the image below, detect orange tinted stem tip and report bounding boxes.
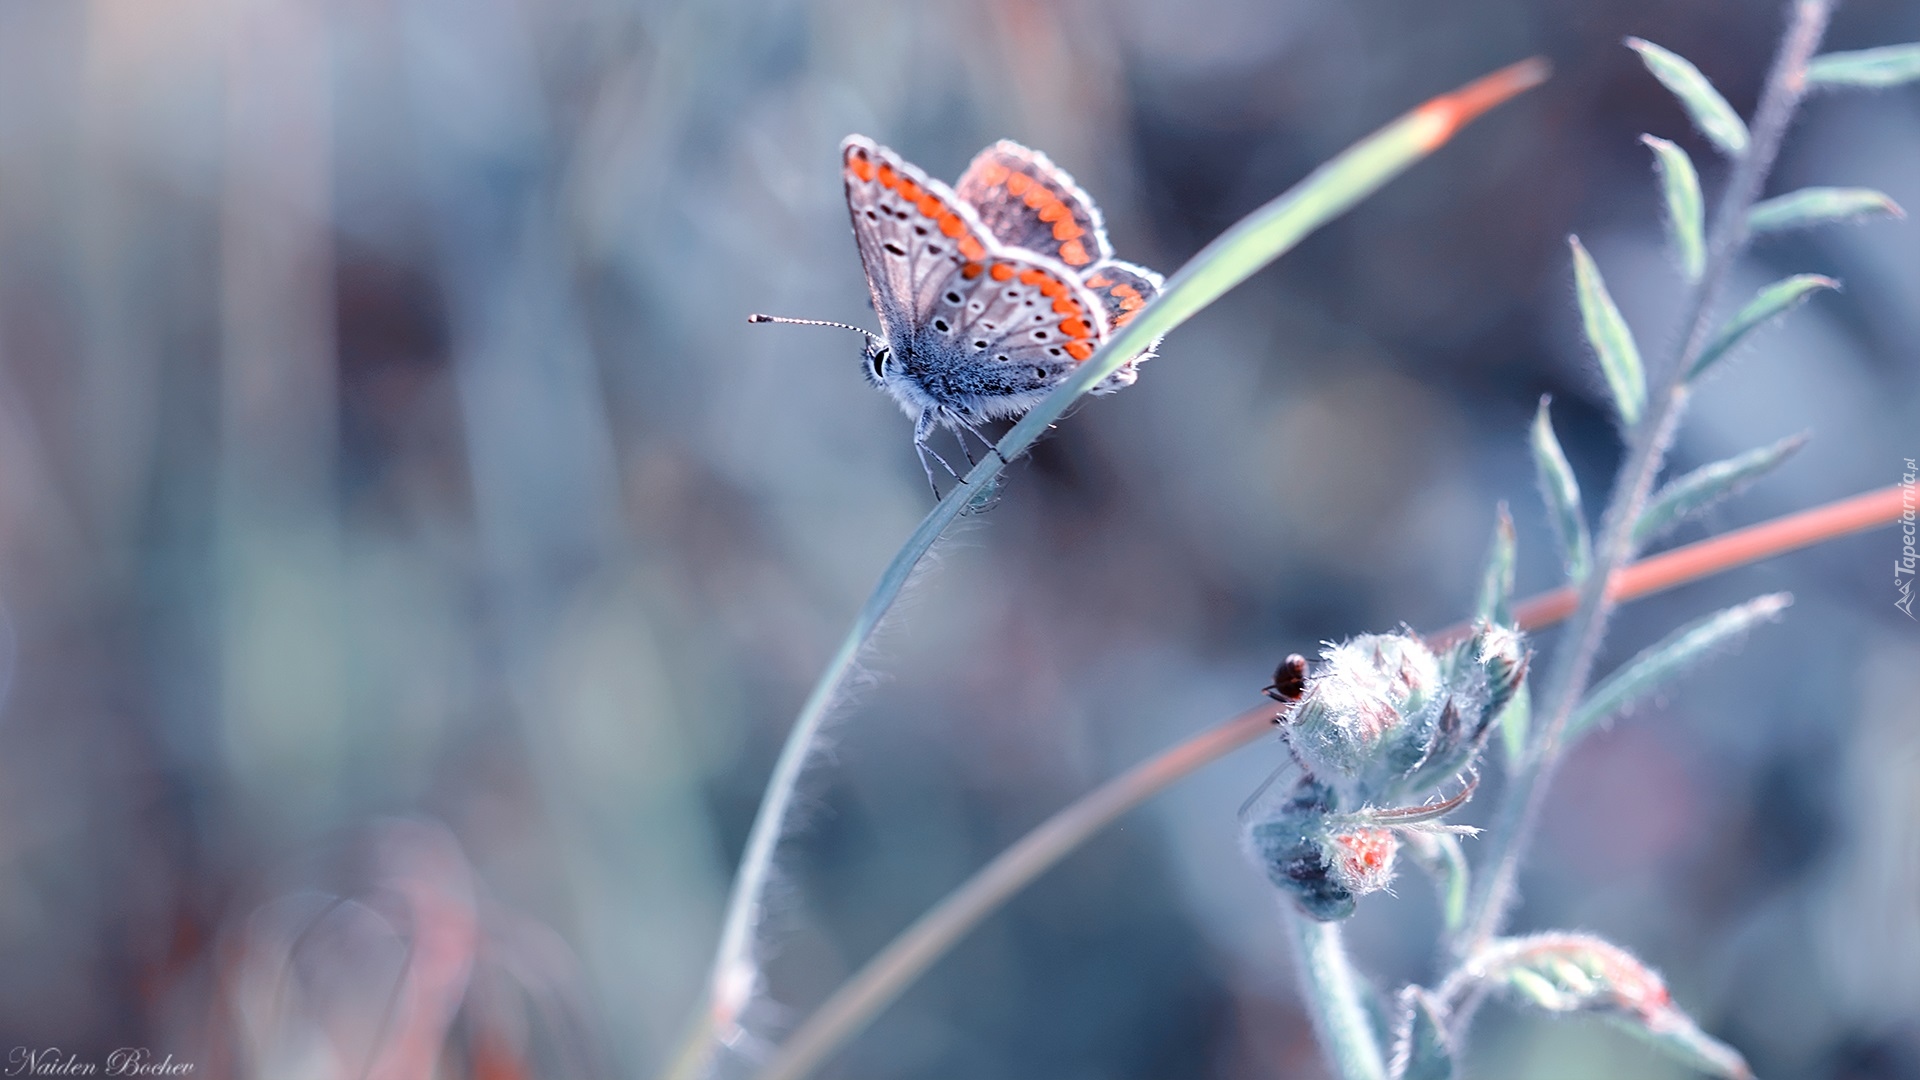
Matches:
[1412,56,1552,150]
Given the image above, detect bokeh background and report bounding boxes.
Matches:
[1,0,1916,1076]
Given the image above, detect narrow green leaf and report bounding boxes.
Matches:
[1626,38,1750,156]
[1567,593,1792,742]
[1690,274,1840,380]
[1498,679,1531,773]
[1640,135,1705,280]
[1390,990,1456,1080]
[1531,397,1591,582]
[1474,504,1517,628]
[1748,186,1906,235]
[1635,433,1810,545]
[1568,237,1646,427]
[1807,43,1920,89]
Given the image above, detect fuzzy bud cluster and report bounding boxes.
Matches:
[1244,623,1529,921]
[1459,933,1754,1078]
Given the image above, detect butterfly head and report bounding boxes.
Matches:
[861,337,896,389]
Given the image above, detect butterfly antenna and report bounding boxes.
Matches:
[748,314,882,346]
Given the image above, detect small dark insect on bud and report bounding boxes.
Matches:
[1266,654,1309,704]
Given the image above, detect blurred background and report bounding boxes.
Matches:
[0,0,1916,1076]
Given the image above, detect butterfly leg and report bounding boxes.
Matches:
[913,408,964,499]
[954,417,1008,466]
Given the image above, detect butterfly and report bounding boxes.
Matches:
[754,135,1163,496]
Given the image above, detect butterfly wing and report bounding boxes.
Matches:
[843,136,994,348]
[926,250,1116,416]
[959,142,1164,388]
[954,140,1113,271]
[1080,260,1163,335]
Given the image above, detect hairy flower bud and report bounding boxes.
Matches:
[1243,779,1408,921]
[1287,633,1444,798]
[1325,826,1398,896]
[1244,779,1359,921]
[1246,626,1528,920]
[1284,626,1527,803]
[1402,622,1531,791]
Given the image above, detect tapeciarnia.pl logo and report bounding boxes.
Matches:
[1898,457,1916,619]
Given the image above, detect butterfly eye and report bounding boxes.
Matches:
[870,345,892,378]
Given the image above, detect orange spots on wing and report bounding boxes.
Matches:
[1052,297,1083,315]
[977,162,1010,186]
[958,236,986,260]
[877,164,898,188]
[938,213,966,238]
[1113,310,1137,327]
[961,262,984,279]
[1037,202,1066,223]
[1112,283,1139,298]
[849,155,875,182]
[1119,295,1144,311]
[917,194,943,218]
[1005,172,1032,196]
[1065,340,1094,361]
[1051,220,1084,241]
[897,178,922,202]
[1023,188,1049,209]
[1084,272,1112,288]
[1019,267,1047,286]
[990,263,1015,282]
[1059,317,1091,339]
[1058,240,1089,266]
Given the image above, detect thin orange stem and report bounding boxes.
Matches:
[1430,483,1906,645]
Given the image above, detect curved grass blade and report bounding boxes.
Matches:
[1566,593,1791,743]
[1807,43,1920,89]
[1689,274,1839,381]
[1626,38,1751,156]
[1641,136,1705,280]
[713,58,1554,1080]
[1635,433,1809,546]
[1748,186,1905,235]
[1531,397,1591,582]
[1569,237,1646,427]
